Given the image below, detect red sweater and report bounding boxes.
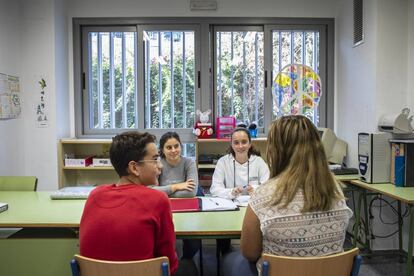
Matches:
[79,184,178,274]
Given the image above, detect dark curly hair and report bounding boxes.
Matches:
[110,131,156,177]
[159,132,182,158]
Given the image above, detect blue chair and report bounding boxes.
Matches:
[70,255,169,276]
[261,247,362,276]
[196,184,205,196]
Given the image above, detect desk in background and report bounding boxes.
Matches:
[348,180,414,276]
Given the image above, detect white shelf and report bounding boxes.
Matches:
[63,166,114,170]
[198,164,216,169]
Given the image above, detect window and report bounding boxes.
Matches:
[214,27,265,127]
[83,27,137,131]
[74,18,333,140]
[141,27,197,129]
[270,28,322,125]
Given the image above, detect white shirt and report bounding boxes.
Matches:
[210,154,270,199]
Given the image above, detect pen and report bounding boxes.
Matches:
[208,198,219,206]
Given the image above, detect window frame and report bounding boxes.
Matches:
[73,18,334,141]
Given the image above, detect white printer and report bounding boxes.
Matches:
[378,108,413,134]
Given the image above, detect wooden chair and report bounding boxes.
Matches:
[70,255,169,276]
[0,176,37,191]
[261,247,362,276]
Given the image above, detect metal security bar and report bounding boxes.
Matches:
[88,31,137,130]
[272,30,320,124]
[215,30,264,126]
[144,30,196,129]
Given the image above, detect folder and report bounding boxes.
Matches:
[170,197,239,212]
[170,198,201,212]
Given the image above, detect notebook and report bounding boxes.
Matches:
[201,197,238,211]
[50,186,95,199]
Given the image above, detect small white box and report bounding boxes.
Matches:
[64,156,93,167]
[93,158,112,167]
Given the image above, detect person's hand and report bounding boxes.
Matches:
[231,186,243,197]
[172,179,196,192]
[245,184,255,195]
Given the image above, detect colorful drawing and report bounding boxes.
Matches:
[273,64,322,124]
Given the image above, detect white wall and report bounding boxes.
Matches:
[0,0,24,175]
[408,0,414,108]
[68,0,338,17]
[336,0,410,168]
[0,0,70,188]
[336,0,412,251]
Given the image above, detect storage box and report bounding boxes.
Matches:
[216,116,236,139]
[64,156,94,167]
[92,158,112,167]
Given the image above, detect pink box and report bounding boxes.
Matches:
[216,116,236,139]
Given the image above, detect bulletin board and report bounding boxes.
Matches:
[0,73,21,120]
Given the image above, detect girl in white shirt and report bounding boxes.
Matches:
[210,127,270,199]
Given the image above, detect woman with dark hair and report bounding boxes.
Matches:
[210,127,269,199]
[151,131,198,198]
[152,131,200,264]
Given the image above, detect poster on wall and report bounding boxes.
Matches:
[0,73,21,120]
[36,78,48,128]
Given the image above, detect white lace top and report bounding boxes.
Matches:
[249,179,353,257]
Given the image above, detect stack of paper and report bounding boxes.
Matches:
[233,195,250,207]
[201,197,238,211]
[50,186,95,199]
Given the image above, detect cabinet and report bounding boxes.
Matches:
[58,139,117,188]
[196,138,267,193]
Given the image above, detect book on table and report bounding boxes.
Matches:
[0,202,8,213]
[170,198,201,212]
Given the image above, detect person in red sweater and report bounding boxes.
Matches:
[79,131,178,275]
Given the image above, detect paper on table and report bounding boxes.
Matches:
[50,186,95,199]
[233,195,250,207]
[201,197,238,211]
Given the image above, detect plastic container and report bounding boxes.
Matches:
[216,116,236,139]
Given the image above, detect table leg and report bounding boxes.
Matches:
[216,240,220,276]
[405,206,414,276]
[362,190,371,253]
[398,201,403,263]
[353,191,364,248]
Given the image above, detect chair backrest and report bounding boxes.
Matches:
[261,247,362,276]
[0,176,38,191]
[70,255,169,276]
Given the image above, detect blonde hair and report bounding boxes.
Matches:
[266,115,343,212]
